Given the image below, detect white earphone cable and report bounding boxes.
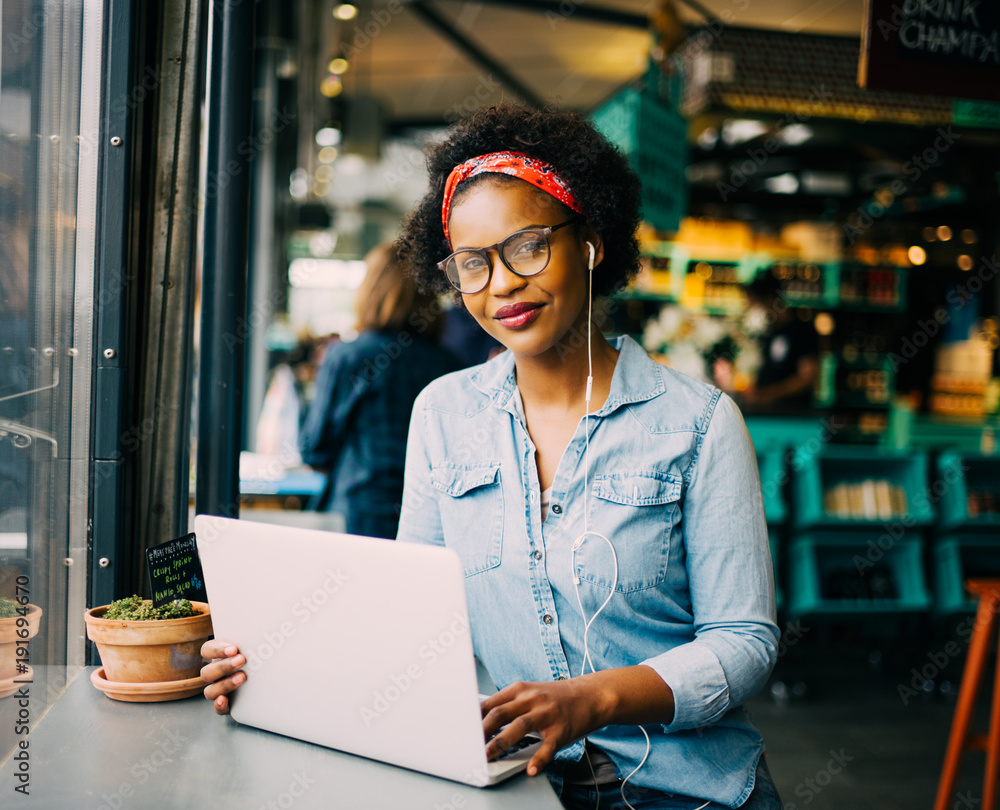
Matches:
[569,242,657,810]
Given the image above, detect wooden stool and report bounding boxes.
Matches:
[935,579,1000,810]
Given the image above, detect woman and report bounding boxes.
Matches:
[202,106,781,810]
[298,242,460,539]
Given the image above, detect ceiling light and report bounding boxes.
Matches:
[764,173,799,194]
[801,171,850,195]
[289,168,308,200]
[696,127,718,149]
[318,146,339,163]
[328,58,349,75]
[315,127,342,147]
[922,226,936,242]
[320,75,342,98]
[721,119,768,146]
[907,245,926,265]
[779,124,813,146]
[961,229,977,244]
[333,4,358,20]
[814,312,834,336]
[937,225,952,241]
[958,254,974,271]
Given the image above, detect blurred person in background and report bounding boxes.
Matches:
[255,336,325,466]
[736,273,819,410]
[299,243,460,539]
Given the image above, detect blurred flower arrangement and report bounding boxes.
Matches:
[642,304,763,391]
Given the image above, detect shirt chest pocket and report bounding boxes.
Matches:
[430,462,504,578]
[574,470,682,593]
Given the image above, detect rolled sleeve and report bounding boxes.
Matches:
[647,392,780,732]
[642,643,730,730]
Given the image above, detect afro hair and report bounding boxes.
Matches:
[396,105,642,300]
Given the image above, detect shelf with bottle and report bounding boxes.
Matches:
[836,264,907,312]
[815,353,895,410]
[760,260,839,308]
[787,531,930,618]
[932,534,1000,614]
[791,445,935,529]
[680,256,759,316]
[929,327,998,419]
[616,241,687,303]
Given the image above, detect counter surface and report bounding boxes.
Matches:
[0,667,564,810]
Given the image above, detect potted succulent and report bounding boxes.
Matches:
[0,596,42,699]
[84,595,212,702]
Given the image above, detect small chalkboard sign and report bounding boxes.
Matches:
[146,533,209,607]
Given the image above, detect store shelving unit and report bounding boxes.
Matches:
[790,445,934,530]
[757,446,787,525]
[755,446,787,611]
[938,451,1000,531]
[788,531,931,618]
[932,452,1000,614]
[786,446,935,619]
[932,534,1000,615]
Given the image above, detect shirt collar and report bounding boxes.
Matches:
[469,334,666,416]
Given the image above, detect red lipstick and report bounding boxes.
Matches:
[494,302,542,329]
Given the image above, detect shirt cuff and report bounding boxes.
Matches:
[641,643,730,732]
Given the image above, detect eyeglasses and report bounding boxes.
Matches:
[437,219,577,294]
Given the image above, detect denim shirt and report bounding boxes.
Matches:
[397,335,779,808]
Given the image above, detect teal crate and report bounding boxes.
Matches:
[792,446,934,529]
[933,535,1000,614]
[745,416,829,453]
[788,531,930,618]
[901,415,1000,454]
[770,529,783,612]
[938,451,1000,531]
[590,76,687,233]
[757,447,786,525]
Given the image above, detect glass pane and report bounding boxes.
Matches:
[0,0,92,759]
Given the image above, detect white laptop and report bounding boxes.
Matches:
[194,514,542,787]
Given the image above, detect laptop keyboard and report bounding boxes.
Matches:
[491,736,541,761]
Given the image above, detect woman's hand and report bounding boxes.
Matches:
[200,639,247,716]
[480,677,613,777]
[480,666,675,776]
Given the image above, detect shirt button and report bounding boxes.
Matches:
[542,614,554,625]
[551,504,562,514]
[532,550,543,560]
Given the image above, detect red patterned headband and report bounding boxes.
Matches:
[441,151,584,247]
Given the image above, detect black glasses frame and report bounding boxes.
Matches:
[438,218,577,294]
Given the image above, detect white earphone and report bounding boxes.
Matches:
[570,234,707,810]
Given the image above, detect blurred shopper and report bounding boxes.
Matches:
[740,272,820,410]
[255,337,324,465]
[299,243,460,539]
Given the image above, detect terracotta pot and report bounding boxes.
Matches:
[0,604,43,681]
[84,601,212,683]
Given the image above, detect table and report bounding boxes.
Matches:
[238,451,328,509]
[0,667,563,810]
